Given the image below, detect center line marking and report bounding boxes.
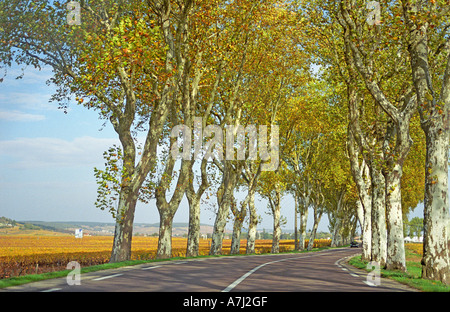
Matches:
[222,249,355,292]
[93,273,123,281]
[222,255,314,292]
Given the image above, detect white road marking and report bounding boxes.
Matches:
[93,273,123,281]
[142,265,162,270]
[363,280,378,287]
[222,255,314,292]
[41,288,62,292]
[335,255,361,278]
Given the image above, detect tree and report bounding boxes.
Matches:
[205,0,300,255]
[149,0,196,260]
[406,217,424,239]
[337,0,420,271]
[401,0,450,284]
[258,168,288,253]
[0,0,174,262]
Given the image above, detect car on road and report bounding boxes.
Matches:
[350,241,359,248]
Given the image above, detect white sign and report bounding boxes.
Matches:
[75,229,83,238]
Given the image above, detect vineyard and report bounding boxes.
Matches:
[0,236,331,279]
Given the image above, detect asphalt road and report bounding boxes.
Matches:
[2,248,417,293]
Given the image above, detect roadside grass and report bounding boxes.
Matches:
[348,247,450,292]
[0,246,335,289]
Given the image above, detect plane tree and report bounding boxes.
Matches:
[0,0,176,262]
[401,0,450,284]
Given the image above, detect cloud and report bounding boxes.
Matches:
[0,91,57,112]
[0,136,119,169]
[2,65,54,85]
[0,110,46,122]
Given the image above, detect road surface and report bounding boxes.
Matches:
[2,248,416,293]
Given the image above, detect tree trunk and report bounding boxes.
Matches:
[246,193,258,254]
[210,164,241,255]
[271,199,281,254]
[186,159,209,258]
[210,204,228,256]
[307,209,323,251]
[155,157,191,259]
[403,2,450,284]
[355,199,364,241]
[421,128,450,284]
[384,162,407,271]
[347,127,372,260]
[361,197,372,261]
[157,210,174,259]
[110,193,138,262]
[109,121,139,263]
[210,190,232,255]
[331,218,341,247]
[371,167,387,267]
[186,194,201,258]
[230,201,245,255]
[299,203,308,250]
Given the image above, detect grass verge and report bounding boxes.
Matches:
[348,248,450,292]
[0,246,334,289]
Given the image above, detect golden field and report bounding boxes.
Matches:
[0,235,331,279]
[405,243,423,256]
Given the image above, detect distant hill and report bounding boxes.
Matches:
[0,216,16,227]
[1,218,319,238]
[17,221,218,237]
[0,217,70,236]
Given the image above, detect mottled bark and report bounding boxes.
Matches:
[403,0,450,284]
[271,198,281,254]
[421,128,450,283]
[236,162,262,254]
[210,163,241,255]
[384,162,407,271]
[339,2,418,272]
[230,198,246,254]
[347,127,372,261]
[307,207,323,251]
[110,193,137,263]
[155,150,191,259]
[370,166,387,267]
[299,202,308,251]
[186,159,209,258]
[186,195,201,258]
[246,193,258,254]
[157,210,175,259]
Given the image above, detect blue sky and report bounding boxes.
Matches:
[0,65,122,223]
[0,64,424,233]
[0,64,300,231]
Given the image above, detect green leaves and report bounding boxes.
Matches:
[93,146,123,218]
